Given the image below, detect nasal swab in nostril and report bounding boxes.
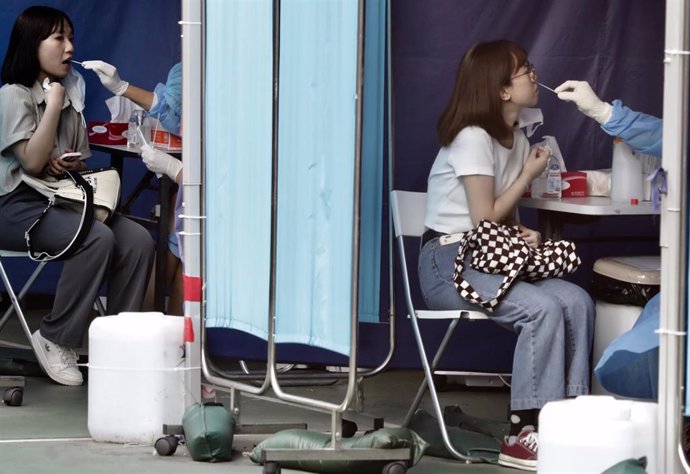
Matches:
[537,81,556,93]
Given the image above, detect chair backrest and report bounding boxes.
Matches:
[390,190,427,238]
[390,189,427,310]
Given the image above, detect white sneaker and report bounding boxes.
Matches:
[31,330,83,386]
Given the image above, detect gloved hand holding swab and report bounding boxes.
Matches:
[537,81,556,93]
[141,144,182,181]
[554,80,613,124]
[81,60,129,96]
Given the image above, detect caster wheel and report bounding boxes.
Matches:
[342,419,358,438]
[154,435,178,456]
[263,461,281,474]
[382,461,408,474]
[3,387,23,406]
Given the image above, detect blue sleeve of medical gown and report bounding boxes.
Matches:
[601,100,662,156]
[149,62,182,135]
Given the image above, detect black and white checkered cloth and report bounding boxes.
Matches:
[452,220,580,312]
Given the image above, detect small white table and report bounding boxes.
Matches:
[519,197,659,240]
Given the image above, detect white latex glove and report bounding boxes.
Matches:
[554,80,613,124]
[81,60,129,96]
[141,144,182,181]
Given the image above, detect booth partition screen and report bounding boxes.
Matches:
[204,0,371,355]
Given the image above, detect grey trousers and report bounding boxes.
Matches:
[0,183,155,347]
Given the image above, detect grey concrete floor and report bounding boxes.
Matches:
[0,302,514,474]
[0,373,513,474]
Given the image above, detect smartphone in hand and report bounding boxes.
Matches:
[59,152,82,162]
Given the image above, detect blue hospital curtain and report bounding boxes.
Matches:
[205,0,273,338]
[358,0,386,323]
[204,0,384,355]
[275,1,358,353]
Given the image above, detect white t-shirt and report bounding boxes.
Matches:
[424,126,529,234]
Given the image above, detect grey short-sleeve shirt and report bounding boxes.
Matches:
[0,81,91,196]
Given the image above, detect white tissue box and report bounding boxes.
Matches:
[584,169,611,197]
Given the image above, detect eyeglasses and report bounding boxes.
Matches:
[512,62,536,80]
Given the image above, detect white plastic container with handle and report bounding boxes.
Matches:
[538,395,657,473]
[610,138,644,203]
[87,312,186,445]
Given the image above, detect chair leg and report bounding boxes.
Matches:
[0,260,44,344]
[406,313,481,463]
[94,297,106,316]
[403,317,460,425]
[0,261,47,335]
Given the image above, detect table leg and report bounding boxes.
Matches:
[155,177,170,313]
[103,149,172,313]
[111,155,123,176]
[538,209,562,241]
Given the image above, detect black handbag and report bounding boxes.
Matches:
[453,219,581,311]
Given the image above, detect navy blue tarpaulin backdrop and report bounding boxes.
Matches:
[0,1,664,370]
[0,1,182,120]
[393,0,664,188]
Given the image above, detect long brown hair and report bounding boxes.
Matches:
[437,40,527,147]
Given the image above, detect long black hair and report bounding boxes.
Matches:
[1,6,74,87]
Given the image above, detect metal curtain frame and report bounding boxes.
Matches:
[259,8,412,469]
[658,0,690,471]
[192,0,274,399]
[197,0,406,440]
[199,0,398,391]
[181,0,203,407]
[264,0,365,421]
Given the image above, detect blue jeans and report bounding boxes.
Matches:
[418,237,594,410]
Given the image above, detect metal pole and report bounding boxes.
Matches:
[658,0,689,471]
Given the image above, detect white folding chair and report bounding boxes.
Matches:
[391,190,511,462]
[0,251,49,350]
[0,251,47,406]
[0,250,106,350]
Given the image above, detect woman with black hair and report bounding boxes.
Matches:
[0,6,154,386]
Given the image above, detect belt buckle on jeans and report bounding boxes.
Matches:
[439,232,464,246]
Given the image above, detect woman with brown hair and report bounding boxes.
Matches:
[418,40,594,471]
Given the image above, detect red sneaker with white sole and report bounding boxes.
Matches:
[498,425,538,471]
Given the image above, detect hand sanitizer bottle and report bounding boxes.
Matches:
[543,155,562,199]
[127,110,140,148]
